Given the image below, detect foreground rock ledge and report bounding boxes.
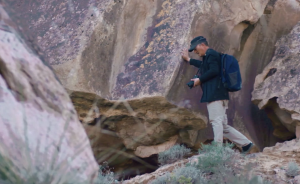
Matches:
[68,90,207,158]
[252,21,300,140]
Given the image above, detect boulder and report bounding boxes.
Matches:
[0,5,98,182]
[69,90,206,152]
[252,21,300,140]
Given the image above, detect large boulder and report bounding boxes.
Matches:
[69,90,206,155]
[0,5,98,181]
[252,21,300,140]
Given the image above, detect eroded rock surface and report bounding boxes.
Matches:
[252,21,300,140]
[69,90,206,152]
[0,6,98,181]
[251,139,300,183]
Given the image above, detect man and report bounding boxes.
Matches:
[181,36,253,153]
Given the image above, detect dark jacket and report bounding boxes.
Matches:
[190,48,229,103]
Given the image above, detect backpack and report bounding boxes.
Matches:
[220,54,242,92]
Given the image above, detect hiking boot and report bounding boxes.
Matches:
[242,142,254,154]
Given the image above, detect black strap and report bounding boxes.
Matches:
[196,68,201,76]
[196,60,203,77]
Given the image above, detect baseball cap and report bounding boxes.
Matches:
[188,36,207,52]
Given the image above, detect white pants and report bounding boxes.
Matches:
[207,100,251,147]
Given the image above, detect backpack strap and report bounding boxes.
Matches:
[221,54,227,83]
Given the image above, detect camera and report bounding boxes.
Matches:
[187,75,199,89]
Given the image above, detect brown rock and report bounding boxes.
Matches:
[69,91,206,153]
[0,6,97,181]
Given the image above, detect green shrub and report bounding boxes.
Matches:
[195,141,238,174]
[158,145,191,165]
[151,165,272,184]
[153,142,273,184]
[151,166,206,184]
[286,161,299,177]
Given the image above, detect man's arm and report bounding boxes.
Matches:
[189,59,202,68]
[181,49,202,68]
[199,55,219,83]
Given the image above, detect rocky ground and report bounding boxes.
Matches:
[123,139,300,184]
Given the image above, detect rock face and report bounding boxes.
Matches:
[252,21,300,140]
[0,5,98,181]
[3,0,268,99]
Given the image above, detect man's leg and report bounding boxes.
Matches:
[207,100,226,143]
[222,100,251,147]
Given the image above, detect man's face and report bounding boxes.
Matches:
[193,43,206,56]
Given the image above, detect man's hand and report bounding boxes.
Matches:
[181,49,190,62]
[191,78,201,87]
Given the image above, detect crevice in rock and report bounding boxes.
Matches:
[263,0,277,15]
[112,154,159,180]
[263,97,295,140]
[0,57,26,101]
[264,68,277,80]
